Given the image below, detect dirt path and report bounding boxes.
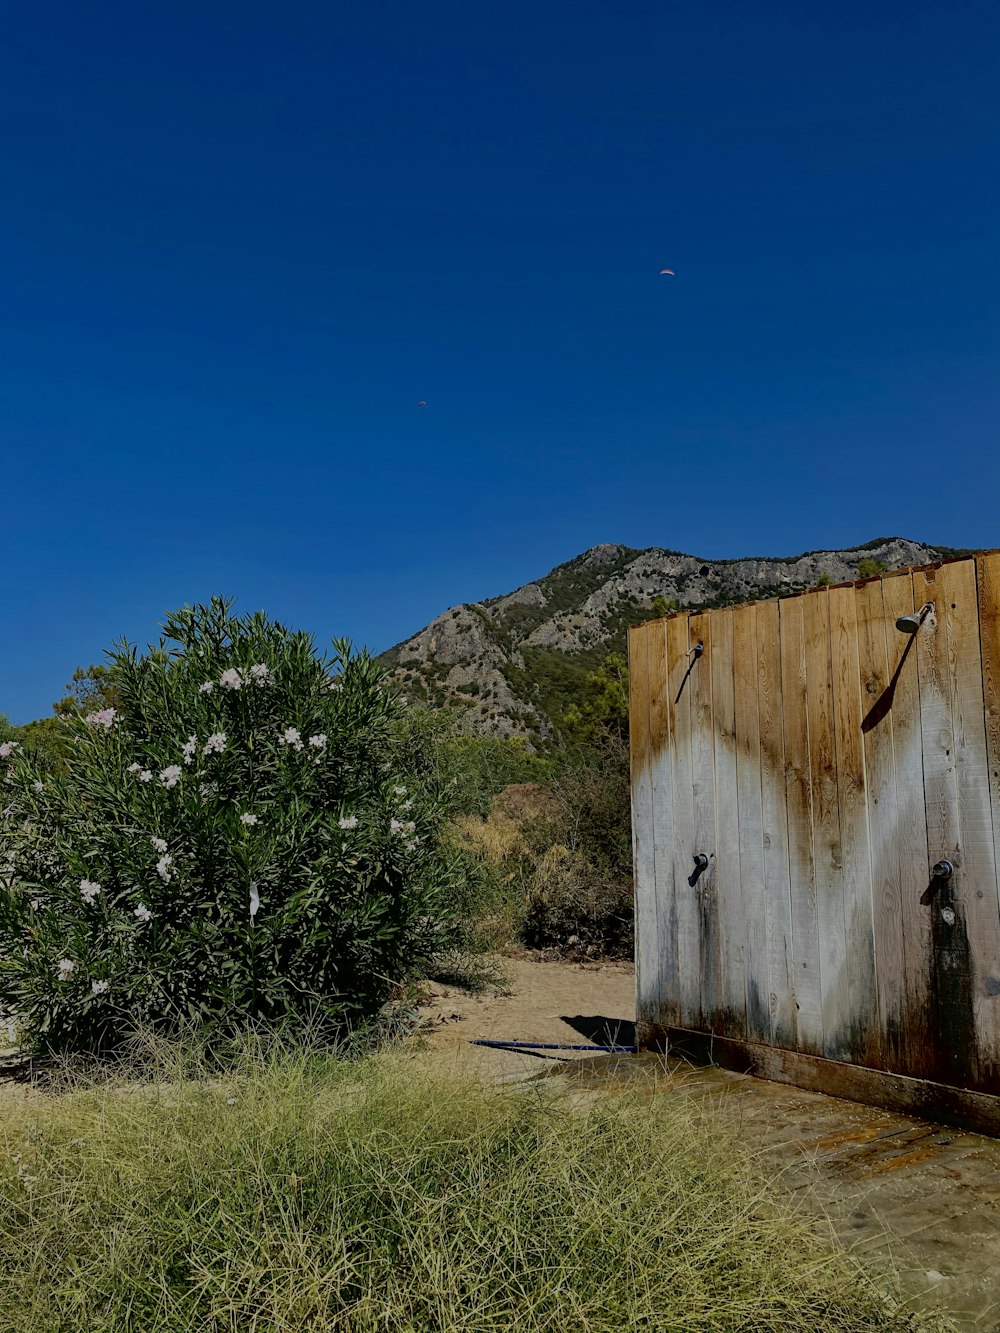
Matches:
[413,954,635,1080]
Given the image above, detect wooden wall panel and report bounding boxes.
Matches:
[732,603,770,1041]
[779,596,824,1054]
[757,599,796,1049]
[978,553,1000,926]
[688,611,720,1031]
[647,620,678,1026]
[939,560,1000,1089]
[802,590,854,1061]
[912,565,975,1088]
[709,607,746,1038]
[829,585,879,1067]
[880,572,933,1077]
[628,626,658,1032]
[628,554,1000,1115]
[978,553,1000,1078]
[856,576,908,1071]
[666,615,700,1029]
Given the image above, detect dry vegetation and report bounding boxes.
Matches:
[448,776,633,958]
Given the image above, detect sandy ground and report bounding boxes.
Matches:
[412,954,635,1081]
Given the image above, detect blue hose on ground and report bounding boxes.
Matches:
[470,1039,637,1053]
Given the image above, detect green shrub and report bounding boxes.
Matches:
[856,557,887,579]
[393,706,550,820]
[552,734,633,880]
[650,593,678,617]
[0,598,467,1053]
[0,1042,947,1332]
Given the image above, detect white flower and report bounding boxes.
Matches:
[219,668,243,691]
[198,681,214,694]
[181,735,198,765]
[32,780,44,794]
[56,958,75,981]
[240,812,258,827]
[404,839,419,852]
[79,879,102,905]
[326,678,343,693]
[133,903,153,923]
[90,979,109,996]
[85,708,117,730]
[127,762,142,774]
[393,786,408,797]
[249,664,270,685]
[203,732,227,756]
[400,799,413,812]
[338,815,358,830]
[390,819,404,835]
[159,765,182,789]
[149,837,168,854]
[156,855,173,883]
[307,733,327,750]
[0,741,19,760]
[278,727,303,751]
[139,769,153,783]
[249,883,260,920]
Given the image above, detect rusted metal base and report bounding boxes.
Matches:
[640,1023,1000,1138]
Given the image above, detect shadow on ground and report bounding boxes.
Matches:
[560,1015,636,1047]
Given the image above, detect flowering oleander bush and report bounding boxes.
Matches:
[0,598,464,1052]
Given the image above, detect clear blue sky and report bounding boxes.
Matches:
[2,1,998,723]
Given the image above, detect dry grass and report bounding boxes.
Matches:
[450,810,533,873]
[0,1036,951,1331]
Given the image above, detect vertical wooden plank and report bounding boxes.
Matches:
[732,602,769,1041]
[940,559,1000,1089]
[710,607,747,1038]
[688,610,720,1032]
[912,564,977,1088]
[856,576,908,1071]
[779,596,823,1054]
[647,619,679,1027]
[628,626,658,1034]
[803,589,853,1060]
[666,615,701,1029]
[978,552,1000,1081]
[880,571,933,1077]
[757,599,796,1049]
[979,552,1000,919]
[829,584,879,1067]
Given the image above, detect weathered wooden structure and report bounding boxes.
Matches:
[628,553,1000,1132]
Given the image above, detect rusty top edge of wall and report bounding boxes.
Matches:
[626,547,1000,634]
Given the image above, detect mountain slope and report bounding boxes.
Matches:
[382,537,958,743]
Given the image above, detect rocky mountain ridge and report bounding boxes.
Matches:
[382,537,962,743]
